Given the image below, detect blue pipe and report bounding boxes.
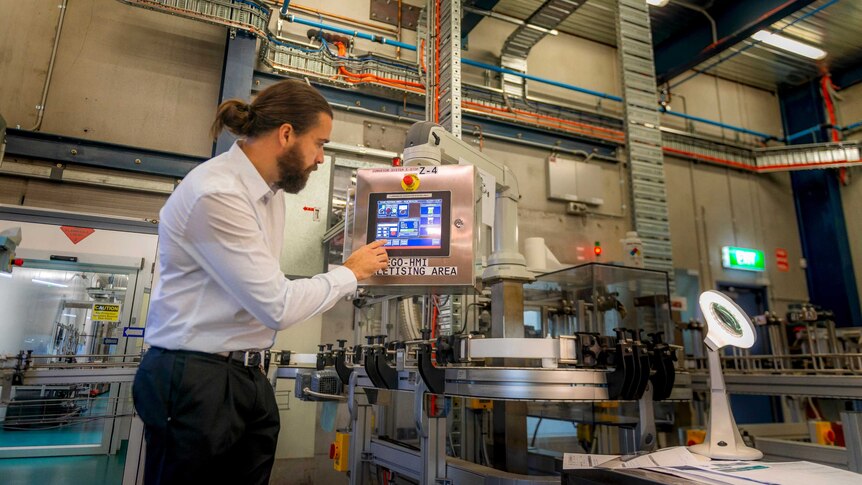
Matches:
[785,119,862,141]
[284,14,786,140]
[286,15,417,51]
[660,107,777,140]
[281,0,289,16]
[786,125,824,142]
[283,15,622,101]
[461,58,623,102]
[671,0,840,89]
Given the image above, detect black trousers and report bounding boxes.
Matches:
[132,347,280,485]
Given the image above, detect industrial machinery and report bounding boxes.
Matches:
[276,122,693,484]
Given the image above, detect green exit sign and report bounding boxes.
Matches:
[722,246,765,272]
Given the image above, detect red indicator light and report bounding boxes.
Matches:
[594,243,602,257]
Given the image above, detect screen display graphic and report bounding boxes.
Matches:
[367,191,451,257]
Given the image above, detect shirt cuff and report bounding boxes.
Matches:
[327,265,358,296]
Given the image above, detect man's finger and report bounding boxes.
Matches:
[369,239,388,248]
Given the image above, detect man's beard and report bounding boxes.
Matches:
[276,144,315,193]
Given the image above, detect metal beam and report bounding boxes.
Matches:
[461,0,502,38]
[0,205,160,235]
[214,30,257,156]
[251,71,619,158]
[4,128,204,179]
[779,79,862,327]
[655,0,818,84]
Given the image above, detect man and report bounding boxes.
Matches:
[132,79,388,484]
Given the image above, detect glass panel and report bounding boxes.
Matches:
[0,267,131,357]
[0,264,138,462]
[524,262,673,342]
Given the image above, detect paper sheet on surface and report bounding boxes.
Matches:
[650,460,862,485]
[562,453,619,469]
[599,447,709,469]
[563,447,706,470]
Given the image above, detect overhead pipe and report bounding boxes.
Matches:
[272,1,399,35]
[463,5,559,36]
[660,107,778,140]
[785,124,825,143]
[30,0,68,131]
[461,58,623,102]
[670,0,840,89]
[282,14,785,142]
[285,14,417,51]
[786,120,862,142]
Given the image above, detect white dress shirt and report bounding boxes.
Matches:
[145,142,357,353]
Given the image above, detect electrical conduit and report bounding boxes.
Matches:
[284,15,783,142]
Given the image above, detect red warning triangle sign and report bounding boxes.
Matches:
[60,226,95,245]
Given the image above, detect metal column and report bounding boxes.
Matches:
[779,80,861,327]
[615,0,674,275]
[421,411,449,484]
[840,411,862,473]
[490,280,528,474]
[425,0,462,138]
[213,31,257,156]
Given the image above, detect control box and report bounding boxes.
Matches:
[350,165,480,293]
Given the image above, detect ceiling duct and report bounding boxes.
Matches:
[499,0,584,98]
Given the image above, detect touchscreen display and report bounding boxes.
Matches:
[367,191,451,257]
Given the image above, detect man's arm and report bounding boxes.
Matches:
[182,192,378,331]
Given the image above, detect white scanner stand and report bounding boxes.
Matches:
[689,290,763,460]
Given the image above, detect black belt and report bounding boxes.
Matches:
[217,350,266,368]
[149,347,270,370]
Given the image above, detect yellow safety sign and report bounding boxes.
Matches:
[92,304,121,322]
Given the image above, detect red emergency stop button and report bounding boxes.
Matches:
[401,173,420,191]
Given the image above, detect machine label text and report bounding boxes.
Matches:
[377,257,458,277]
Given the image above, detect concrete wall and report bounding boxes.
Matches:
[837,82,862,316]
[0,0,225,156]
[664,157,808,314]
[663,71,784,144]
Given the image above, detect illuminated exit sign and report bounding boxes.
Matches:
[721,246,765,272]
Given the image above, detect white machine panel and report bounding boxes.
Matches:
[350,165,480,293]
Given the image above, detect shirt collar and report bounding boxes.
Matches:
[229,141,277,203]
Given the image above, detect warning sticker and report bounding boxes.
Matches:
[92,304,121,322]
[60,226,95,244]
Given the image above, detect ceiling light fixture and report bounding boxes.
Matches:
[751,30,827,60]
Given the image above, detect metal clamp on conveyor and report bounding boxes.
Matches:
[417,328,445,394]
[606,328,649,400]
[647,332,677,401]
[333,339,353,385]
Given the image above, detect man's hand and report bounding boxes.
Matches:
[344,240,389,281]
